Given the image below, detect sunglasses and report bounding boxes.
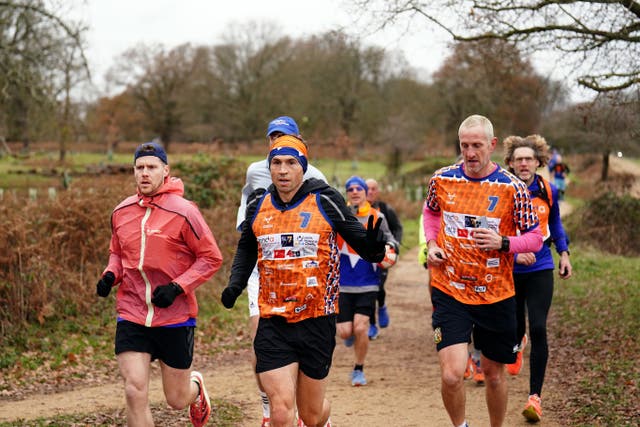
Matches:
[347,186,364,193]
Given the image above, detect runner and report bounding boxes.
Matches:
[235,116,327,427]
[423,114,543,427]
[221,135,387,427]
[365,178,403,338]
[96,142,223,427]
[337,176,398,386]
[503,134,573,423]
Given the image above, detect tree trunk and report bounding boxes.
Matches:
[601,150,610,181]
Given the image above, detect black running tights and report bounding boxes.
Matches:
[514,269,554,397]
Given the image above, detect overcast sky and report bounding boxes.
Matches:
[71,0,450,94]
[69,0,591,102]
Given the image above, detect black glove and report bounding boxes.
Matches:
[96,271,115,297]
[221,285,243,309]
[365,215,386,261]
[151,282,184,308]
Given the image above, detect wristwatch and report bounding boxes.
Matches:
[500,235,510,252]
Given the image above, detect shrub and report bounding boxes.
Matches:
[0,158,245,345]
[564,192,640,256]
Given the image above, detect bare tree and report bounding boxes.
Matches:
[542,92,640,180]
[210,21,294,141]
[107,43,198,152]
[432,39,562,152]
[347,0,640,93]
[0,0,89,154]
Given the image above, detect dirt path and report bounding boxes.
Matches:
[0,245,564,426]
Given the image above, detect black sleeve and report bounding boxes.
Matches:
[318,188,385,263]
[228,189,264,290]
[382,202,403,244]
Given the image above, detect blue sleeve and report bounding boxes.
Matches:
[549,184,569,253]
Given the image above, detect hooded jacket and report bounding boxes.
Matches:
[105,176,223,327]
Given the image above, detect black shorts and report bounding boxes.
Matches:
[431,288,518,364]
[337,291,377,323]
[254,315,336,380]
[115,320,194,369]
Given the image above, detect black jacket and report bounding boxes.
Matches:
[228,178,386,291]
[371,200,403,245]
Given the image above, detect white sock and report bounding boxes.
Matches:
[457,421,468,427]
[260,391,270,417]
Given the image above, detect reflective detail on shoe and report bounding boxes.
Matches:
[507,335,528,376]
[344,335,355,347]
[507,351,524,375]
[189,371,212,427]
[522,394,542,422]
[378,305,390,328]
[368,324,379,340]
[351,369,367,386]
[463,354,475,380]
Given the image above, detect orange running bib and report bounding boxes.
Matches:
[252,192,340,322]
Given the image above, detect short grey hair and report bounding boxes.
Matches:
[459,114,494,140]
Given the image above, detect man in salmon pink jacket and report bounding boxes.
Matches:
[96,142,223,427]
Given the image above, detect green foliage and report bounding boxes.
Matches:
[564,192,640,256]
[172,156,246,208]
[400,156,455,182]
[400,216,421,254]
[552,245,640,426]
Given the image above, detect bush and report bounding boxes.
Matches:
[564,192,640,256]
[0,157,246,345]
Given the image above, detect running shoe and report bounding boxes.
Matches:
[261,417,271,427]
[189,371,211,427]
[522,393,542,422]
[351,369,367,386]
[378,305,390,328]
[463,354,475,380]
[507,351,524,376]
[368,324,379,340]
[296,415,306,427]
[344,335,355,347]
[507,335,528,376]
[472,359,484,385]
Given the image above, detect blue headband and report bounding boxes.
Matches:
[345,176,368,194]
[268,135,308,173]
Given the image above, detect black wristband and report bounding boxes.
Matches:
[500,235,510,252]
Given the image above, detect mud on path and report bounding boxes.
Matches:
[0,246,562,426]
